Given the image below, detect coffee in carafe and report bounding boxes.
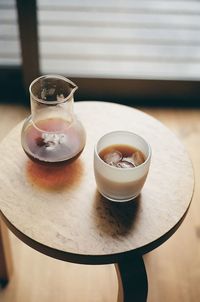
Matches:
[21,75,86,165]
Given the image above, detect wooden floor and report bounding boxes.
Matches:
[0,103,200,301]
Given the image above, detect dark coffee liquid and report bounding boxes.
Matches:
[23,118,84,166]
[99,144,145,168]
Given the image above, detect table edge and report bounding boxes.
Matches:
[0,195,192,265]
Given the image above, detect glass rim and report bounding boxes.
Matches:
[94,130,152,171]
[29,74,78,105]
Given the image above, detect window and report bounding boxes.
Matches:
[1,0,200,105]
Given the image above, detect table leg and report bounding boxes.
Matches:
[115,255,148,302]
[0,217,13,287]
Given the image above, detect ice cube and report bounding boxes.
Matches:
[104,150,122,165]
[41,133,60,151]
[132,151,144,166]
[45,141,57,151]
[123,157,136,166]
[42,133,59,144]
[58,133,67,144]
[116,160,135,168]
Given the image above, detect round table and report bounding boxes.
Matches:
[0,102,194,301]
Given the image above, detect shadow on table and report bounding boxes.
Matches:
[94,191,140,237]
[26,159,84,191]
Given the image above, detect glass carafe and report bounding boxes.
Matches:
[21,75,86,165]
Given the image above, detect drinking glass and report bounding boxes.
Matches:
[94,131,151,202]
